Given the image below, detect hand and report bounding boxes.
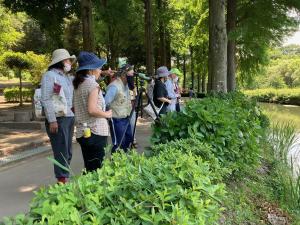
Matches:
[167,99,172,104]
[105,110,112,119]
[49,122,58,133]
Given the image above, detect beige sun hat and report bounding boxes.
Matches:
[48,49,76,67]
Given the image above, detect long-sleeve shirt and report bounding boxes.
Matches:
[165,79,177,99]
[41,69,74,122]
[104,85,118,107]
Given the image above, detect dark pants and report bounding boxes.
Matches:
[176,102,180,112]
[77,134,107,172]
[45,117,74,178]
[110,117,133,153]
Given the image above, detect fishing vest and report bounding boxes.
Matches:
[107,78,131,118]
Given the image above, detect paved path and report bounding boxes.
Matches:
[0,120,152,220]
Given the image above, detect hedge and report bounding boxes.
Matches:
[244,88,300,105]
[3,87,34,103]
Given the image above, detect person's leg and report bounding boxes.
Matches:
[77,134,107,172]
[110,118,131,152]
[66,117,75,164]
[122,119,133,151]
[45,117,70,180]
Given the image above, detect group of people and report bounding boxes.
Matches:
[41,49,181,184]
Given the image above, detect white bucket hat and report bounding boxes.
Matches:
[48,49,76,67]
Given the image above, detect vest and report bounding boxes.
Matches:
[107,78,132,118]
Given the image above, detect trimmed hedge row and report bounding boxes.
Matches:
[244,88,300,105]
[3,87,34,102]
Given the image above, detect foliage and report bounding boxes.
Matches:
[244,88,300,105]
[249,45,300,89]
[265,122,300,216]
[1,51,32,71]
[151,138,230,181]
[2,0,80,48]
[3,87,33,102]
[0,4,25,53]
[151,92,268,174]
[4,150,225,224]
[25,51,49,86]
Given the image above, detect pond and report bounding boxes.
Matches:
[259,103,300,131]
[260,103,300,172]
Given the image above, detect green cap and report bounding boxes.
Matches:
[170,68,182,76]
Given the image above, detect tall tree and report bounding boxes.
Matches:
[144,0,154,76]
[81,0,94,51]
[208,0,227,92]
[226,0,236,91]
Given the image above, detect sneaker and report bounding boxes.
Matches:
[57,177,67,184]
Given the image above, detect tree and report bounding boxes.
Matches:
[3,0,80,48]
[208,0,227,92]
[14,18,50,54]
[144,0,154,76]
[81,0,94,51]
[226,0,236,91]
[63,15,83,55]
[0,4,24,53]
[2,52,32,106]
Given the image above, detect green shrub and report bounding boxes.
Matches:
[3,87,33,102]
[5,151,225,224]
[151,92,267,174]
[151,138,230,180]
[244,88,300,105]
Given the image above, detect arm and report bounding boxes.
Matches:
[165,80,177,99]
[88,87,112,118]
[158,97,171,104]
[104,85,118,107]
[41,72,56,123]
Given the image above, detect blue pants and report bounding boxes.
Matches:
[110,117,133,152]
[45,117,74,178]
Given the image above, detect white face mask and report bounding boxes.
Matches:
[64,63,72,73]
[174,77,178,82]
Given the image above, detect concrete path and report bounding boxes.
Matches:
[0,119,152,220]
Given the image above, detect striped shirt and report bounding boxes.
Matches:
[41,69,74,123]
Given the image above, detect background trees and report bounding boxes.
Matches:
[0,0,299,92]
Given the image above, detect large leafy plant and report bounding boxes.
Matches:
[151,92,268,174]
[5,150,225,224]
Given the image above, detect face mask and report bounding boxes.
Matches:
[64,63,72,73]
[174,77,179,82]
[127,75,135,90]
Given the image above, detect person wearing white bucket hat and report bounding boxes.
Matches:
[41,49,76,184]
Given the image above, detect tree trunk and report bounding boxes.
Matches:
[166,31,171,68]
[208,0,227,92]
[157,0,166,66]
[81,0,94,52]
[144,0,154,77]
[183,54,186,89]
[18,69,23,106]
[176,53,180,68]
[201,70,206,93]
[227,0,237,91]
[190,46,194,89]
[197,69,200,93]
